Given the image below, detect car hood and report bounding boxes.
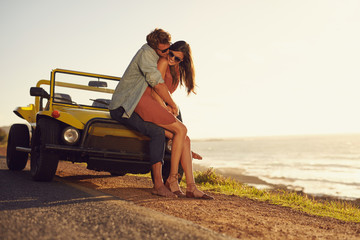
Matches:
[52,106,111,129]
[63,108,111,123]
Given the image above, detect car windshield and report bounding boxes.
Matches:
[52,72,119,109]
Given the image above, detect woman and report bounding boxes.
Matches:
[134,41,213,199]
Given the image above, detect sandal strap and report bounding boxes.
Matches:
[186,183,197,192]
[167,173,180,184]
[165,174,182,193]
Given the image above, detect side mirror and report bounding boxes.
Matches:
[88,81,107,88]
[30,87,50,99]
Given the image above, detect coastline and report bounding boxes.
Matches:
[193,163,360,206]
[193,163,271,187]
[1,145,359,205]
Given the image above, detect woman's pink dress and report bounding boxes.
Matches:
[134,66,179,125]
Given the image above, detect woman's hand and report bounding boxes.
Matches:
[169,104,179,116]
[166,105,173,113]
[151,90,167,108]
[153,83,178,116]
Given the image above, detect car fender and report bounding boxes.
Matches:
[36,110,85,129]
[13,104,37,124]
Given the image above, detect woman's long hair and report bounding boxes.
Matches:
[169,41,196,94]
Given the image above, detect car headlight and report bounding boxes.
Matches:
[62,127,80,145]
[166,139,172,153]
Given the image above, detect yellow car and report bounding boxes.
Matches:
[6,68,180,181]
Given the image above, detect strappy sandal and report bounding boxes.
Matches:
[186,184,214,200]
[165,174,185,197]
[151,185,177,198]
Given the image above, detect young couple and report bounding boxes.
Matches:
[109,28,213,200]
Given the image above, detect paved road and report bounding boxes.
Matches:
[0,158,233,240]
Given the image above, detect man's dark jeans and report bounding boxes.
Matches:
[109,107,165,165]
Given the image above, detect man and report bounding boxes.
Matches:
[109,28,178,197]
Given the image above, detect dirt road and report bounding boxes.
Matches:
[0,158,232,240]
[54,161,360,240]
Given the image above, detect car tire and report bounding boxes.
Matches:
[6,124,30,171]
[30,118,60,181]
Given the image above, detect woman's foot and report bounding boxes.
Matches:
[186,183,214,200]
[151,185,177,198]
[191,151,202,160]
[165,174,185,197]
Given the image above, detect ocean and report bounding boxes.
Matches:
[191,134,360,200]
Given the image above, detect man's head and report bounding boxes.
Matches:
[146,28,171,57]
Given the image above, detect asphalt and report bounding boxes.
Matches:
[0,158,234,240]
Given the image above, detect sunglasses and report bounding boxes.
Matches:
[158,47,169,53]
[169,51,183,62]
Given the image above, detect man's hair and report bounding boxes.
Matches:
[146,28,171,49]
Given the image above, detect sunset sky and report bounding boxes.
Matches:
[1,0,360,139]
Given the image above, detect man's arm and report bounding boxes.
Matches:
[139,47,179,116]
[138,48,164,87]
[151,90,167,108]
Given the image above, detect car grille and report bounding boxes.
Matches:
[84,122,150,159]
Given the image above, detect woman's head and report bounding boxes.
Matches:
[168,41,196,94]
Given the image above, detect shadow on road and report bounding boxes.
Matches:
[0,166,117,211]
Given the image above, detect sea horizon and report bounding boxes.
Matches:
[191,133,360,200]
[192,132,360,141]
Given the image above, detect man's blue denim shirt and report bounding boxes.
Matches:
[109,44,164,118]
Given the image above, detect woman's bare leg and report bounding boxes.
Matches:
[163,127,210,198]
[179,136,214,199]
[158,120,186,173]
[164,130,173,139]
[157,120,187,194]
[164,130,202,160]
[180,137,203,193]
[163,132,208,195]
[180,136,196,184]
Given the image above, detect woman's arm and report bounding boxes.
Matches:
[151,90,167,108]
[151,58,168,108]
[153,83,179,116]
[152,58,176,113]
[138,48,178,115]
[157,57,168,80]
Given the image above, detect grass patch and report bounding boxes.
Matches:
[188,168,360,223]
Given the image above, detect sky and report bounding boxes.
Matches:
[1,0,360,139]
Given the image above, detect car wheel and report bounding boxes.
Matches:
[6,124,30,171]
[30,118,60,181]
